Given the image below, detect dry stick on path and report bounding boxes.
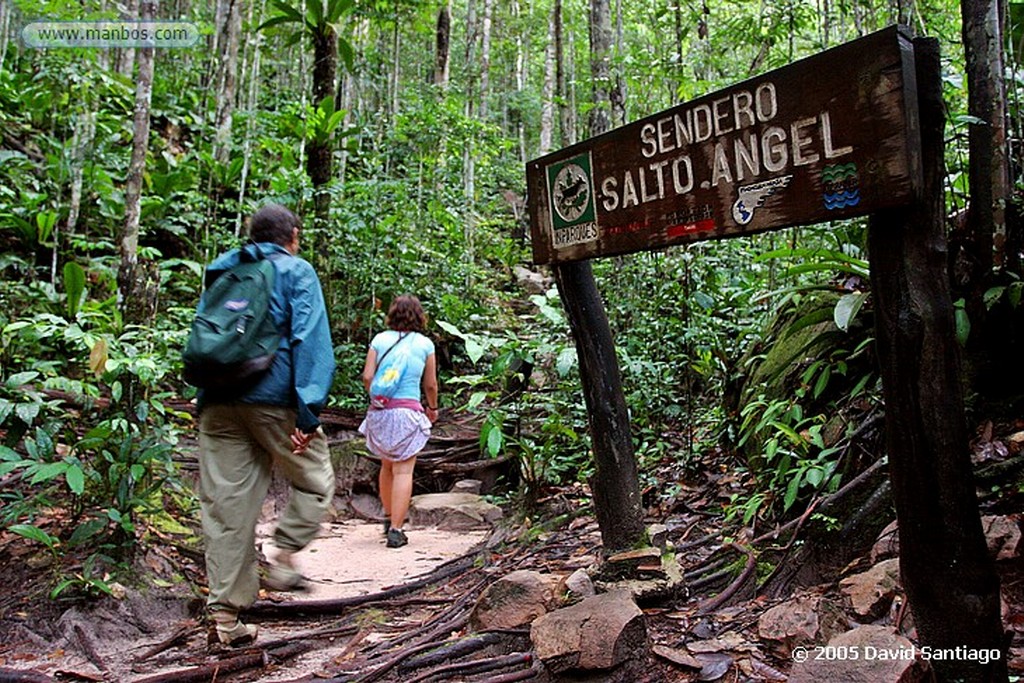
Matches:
[73,623,109,673]
[476,663,544,683]
[397,632,504,671]
[132,641,312,683]
[135,621,197,662]
[405,652,534,683]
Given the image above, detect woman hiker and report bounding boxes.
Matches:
[359,295,439,548]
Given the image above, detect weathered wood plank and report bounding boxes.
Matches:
[527,25,921,265]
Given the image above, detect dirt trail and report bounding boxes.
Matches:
[0,516,490,682]
[257,518,487,602]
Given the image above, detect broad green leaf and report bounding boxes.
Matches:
[556,347,577,377]
[6,371,40,387]
[30,460,68,484]
[486,426,503,457]
[9,523,58,548]
[15,401,41,425]
[834,291,867,332]
[65,464,85,495]
[805,467,824,487]
[784,472,803,510]
[63,262,86,319]
[436,321,464,339]
[465,338,485,364]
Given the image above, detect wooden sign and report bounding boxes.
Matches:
[527,26,922,265]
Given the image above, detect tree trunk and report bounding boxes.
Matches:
[307,24,338,248]
[554,0,575,146]
[539,1,557,155]
[954,0,1009,302]
[0,0,12,70]
[235,0,266,237]
[119,0,156,323]
[868,38,1007,683]
[62,97,98,282]
[390,13,401,120]
[478,0,493,119]
[587,0,613,135]
[212,0,242,164]
[434,1,451,87]
[549,0,644,555]
[115,0,138,76]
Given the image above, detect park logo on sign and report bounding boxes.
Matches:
[546,153,599,248]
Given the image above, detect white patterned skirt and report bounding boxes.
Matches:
[359,408,432,461]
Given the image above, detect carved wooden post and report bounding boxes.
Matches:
[868,37,1007,682]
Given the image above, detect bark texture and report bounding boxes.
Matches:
[868,38,1007,683]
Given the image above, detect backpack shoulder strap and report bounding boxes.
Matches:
[374,332,409,371]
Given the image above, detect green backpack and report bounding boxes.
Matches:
[182,249,282,391]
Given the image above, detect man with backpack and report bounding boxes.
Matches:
[189,203,335,647]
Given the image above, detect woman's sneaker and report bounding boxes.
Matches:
[386,528,408,548]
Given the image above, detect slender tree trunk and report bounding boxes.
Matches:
[63,95,97,280]
[551,0,644,555]
[554,0,575,146]
[868,38,1007,683]
[539,1,557,155]
[434,1,451,87]
[235,0,266,236]
[513,0,526,165]
[587,0,613,134]
[0,0,12,70]
[955,0,1009,286]
[119,0,156,319]
[212,0,241,164]
[116,0,138,76]
[307,23,337,250]
[462,0,478,278]
[479,0,493,119]
[390,14,401,119]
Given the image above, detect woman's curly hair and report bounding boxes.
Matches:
[386,294,427,332]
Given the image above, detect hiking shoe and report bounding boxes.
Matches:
[386,528,408,548]
[211,611,257,647]
[265,563,309,591]
[216,619,258,646]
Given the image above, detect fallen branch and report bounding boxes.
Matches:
[136,621,197,662]
[73,624,108,673]
[475,663,543,683]
[0,669,55,683]
[132,641,310,683]
[697,543,756,614]
[398,632,503,672]
[406,652,533,683]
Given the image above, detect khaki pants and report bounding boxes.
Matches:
[198,403,335,612]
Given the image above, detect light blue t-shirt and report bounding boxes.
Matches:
[369,330,435,401]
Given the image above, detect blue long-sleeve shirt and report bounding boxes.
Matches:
[201,242,335,433]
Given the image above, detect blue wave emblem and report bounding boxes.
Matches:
[823,190,861,210]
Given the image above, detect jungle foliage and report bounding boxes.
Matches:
[0,0,1020,597]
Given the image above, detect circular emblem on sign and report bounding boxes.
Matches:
[552,163,591,223]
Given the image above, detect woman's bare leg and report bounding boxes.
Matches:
[389,457,417,529]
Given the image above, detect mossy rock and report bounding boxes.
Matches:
[739,290,844,407]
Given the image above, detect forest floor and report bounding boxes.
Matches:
[1,412,1023,682]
